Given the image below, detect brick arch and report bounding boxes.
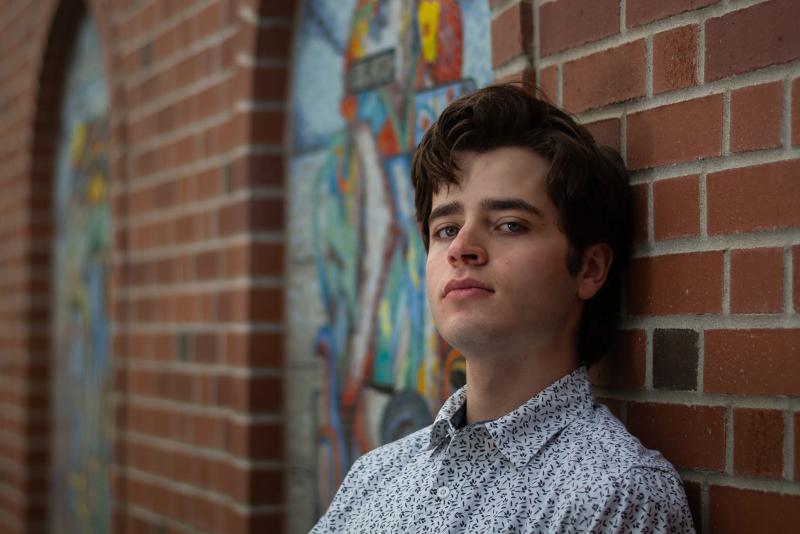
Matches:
[7,0,123,533]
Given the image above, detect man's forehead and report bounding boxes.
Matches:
[431,180,462,201]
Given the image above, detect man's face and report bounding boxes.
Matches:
[425,147,582,355]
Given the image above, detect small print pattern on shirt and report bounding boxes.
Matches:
[311,367,696,533]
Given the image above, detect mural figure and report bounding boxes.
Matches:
[50,17,112,534]
[289,0,492,509]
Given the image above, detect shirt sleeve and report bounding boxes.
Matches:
[587,467,696,534]
[309,455,368,534]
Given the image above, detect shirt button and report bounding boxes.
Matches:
[436,486,449,499]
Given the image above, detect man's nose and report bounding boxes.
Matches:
[447,225,488,267]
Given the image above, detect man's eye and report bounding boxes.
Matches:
[499,222,524,233]
[435,225,459,239]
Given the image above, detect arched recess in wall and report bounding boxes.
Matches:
[284,0,493,530]
[31,0,115,531]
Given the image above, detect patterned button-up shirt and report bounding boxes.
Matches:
[311,367,696,533]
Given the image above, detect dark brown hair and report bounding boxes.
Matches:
[411,84,632,367]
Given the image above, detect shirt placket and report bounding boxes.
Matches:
[431,426,480,520]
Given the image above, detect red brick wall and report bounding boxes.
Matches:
[492,0,800,531]
[0,0,294,533]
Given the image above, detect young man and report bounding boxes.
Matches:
[311,84,695,533]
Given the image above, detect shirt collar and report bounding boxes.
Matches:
[428,384,468,449]
[428,367,593,469]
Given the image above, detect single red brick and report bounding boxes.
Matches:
[251,242,285,277]
[194,250,221,281]
[226,464,283,504]
[628,251,723,315]
[626,402,726,470]
[583,117,620,151]
[229,375,283,412]
[794,246,800,313]
[706,0,800,82]
[730,247,784,313]
[255,25,292,60]
[230,153,285,189]
[249,287,284,323]
[793,79,800,146]
[223,244,249,278]
[704,329,800,395]
[709,486,800,533]
[731,81,783,152]
[191,413,227,449]
[707,159,800,235]
[733,408,784,478]
[491,2,533,67]
[626,0,717,27]
[218,198,284,236]
[251,197,285,232]
[563,40,646,113]
[224,332,284,367]
[259,1,296,17]
[128,367,158,398]
[539,0,618,56]
[627,94,723,170]
[653,25,698,94]
[538,65,558,103]
[652,329,699,391]
[249,109,284,145]
[227,419,284,460]
[249,467,284,505]
[215,289,243,322]
[203,455,228,495]
[653,174,699,240]
[588,329,646,389]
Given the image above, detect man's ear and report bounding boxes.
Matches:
[576,243,613,301]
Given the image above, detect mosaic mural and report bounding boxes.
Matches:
[50,16,112,534]
[288,0,492,511]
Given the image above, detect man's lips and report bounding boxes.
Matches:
[442,278,495,298]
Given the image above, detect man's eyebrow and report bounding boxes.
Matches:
[480,198,543,218]
[429,201,463,223]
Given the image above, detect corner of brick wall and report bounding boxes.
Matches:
[525,0,800,531]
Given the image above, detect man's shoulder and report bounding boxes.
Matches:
[557,402,679,480]
[546,406,695,532]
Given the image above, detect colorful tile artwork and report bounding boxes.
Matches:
[50,16,112,534]
[288,0,492,509]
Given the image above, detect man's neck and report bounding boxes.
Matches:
[462,341,579,425]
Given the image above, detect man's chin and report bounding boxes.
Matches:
[438,322,503,353]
